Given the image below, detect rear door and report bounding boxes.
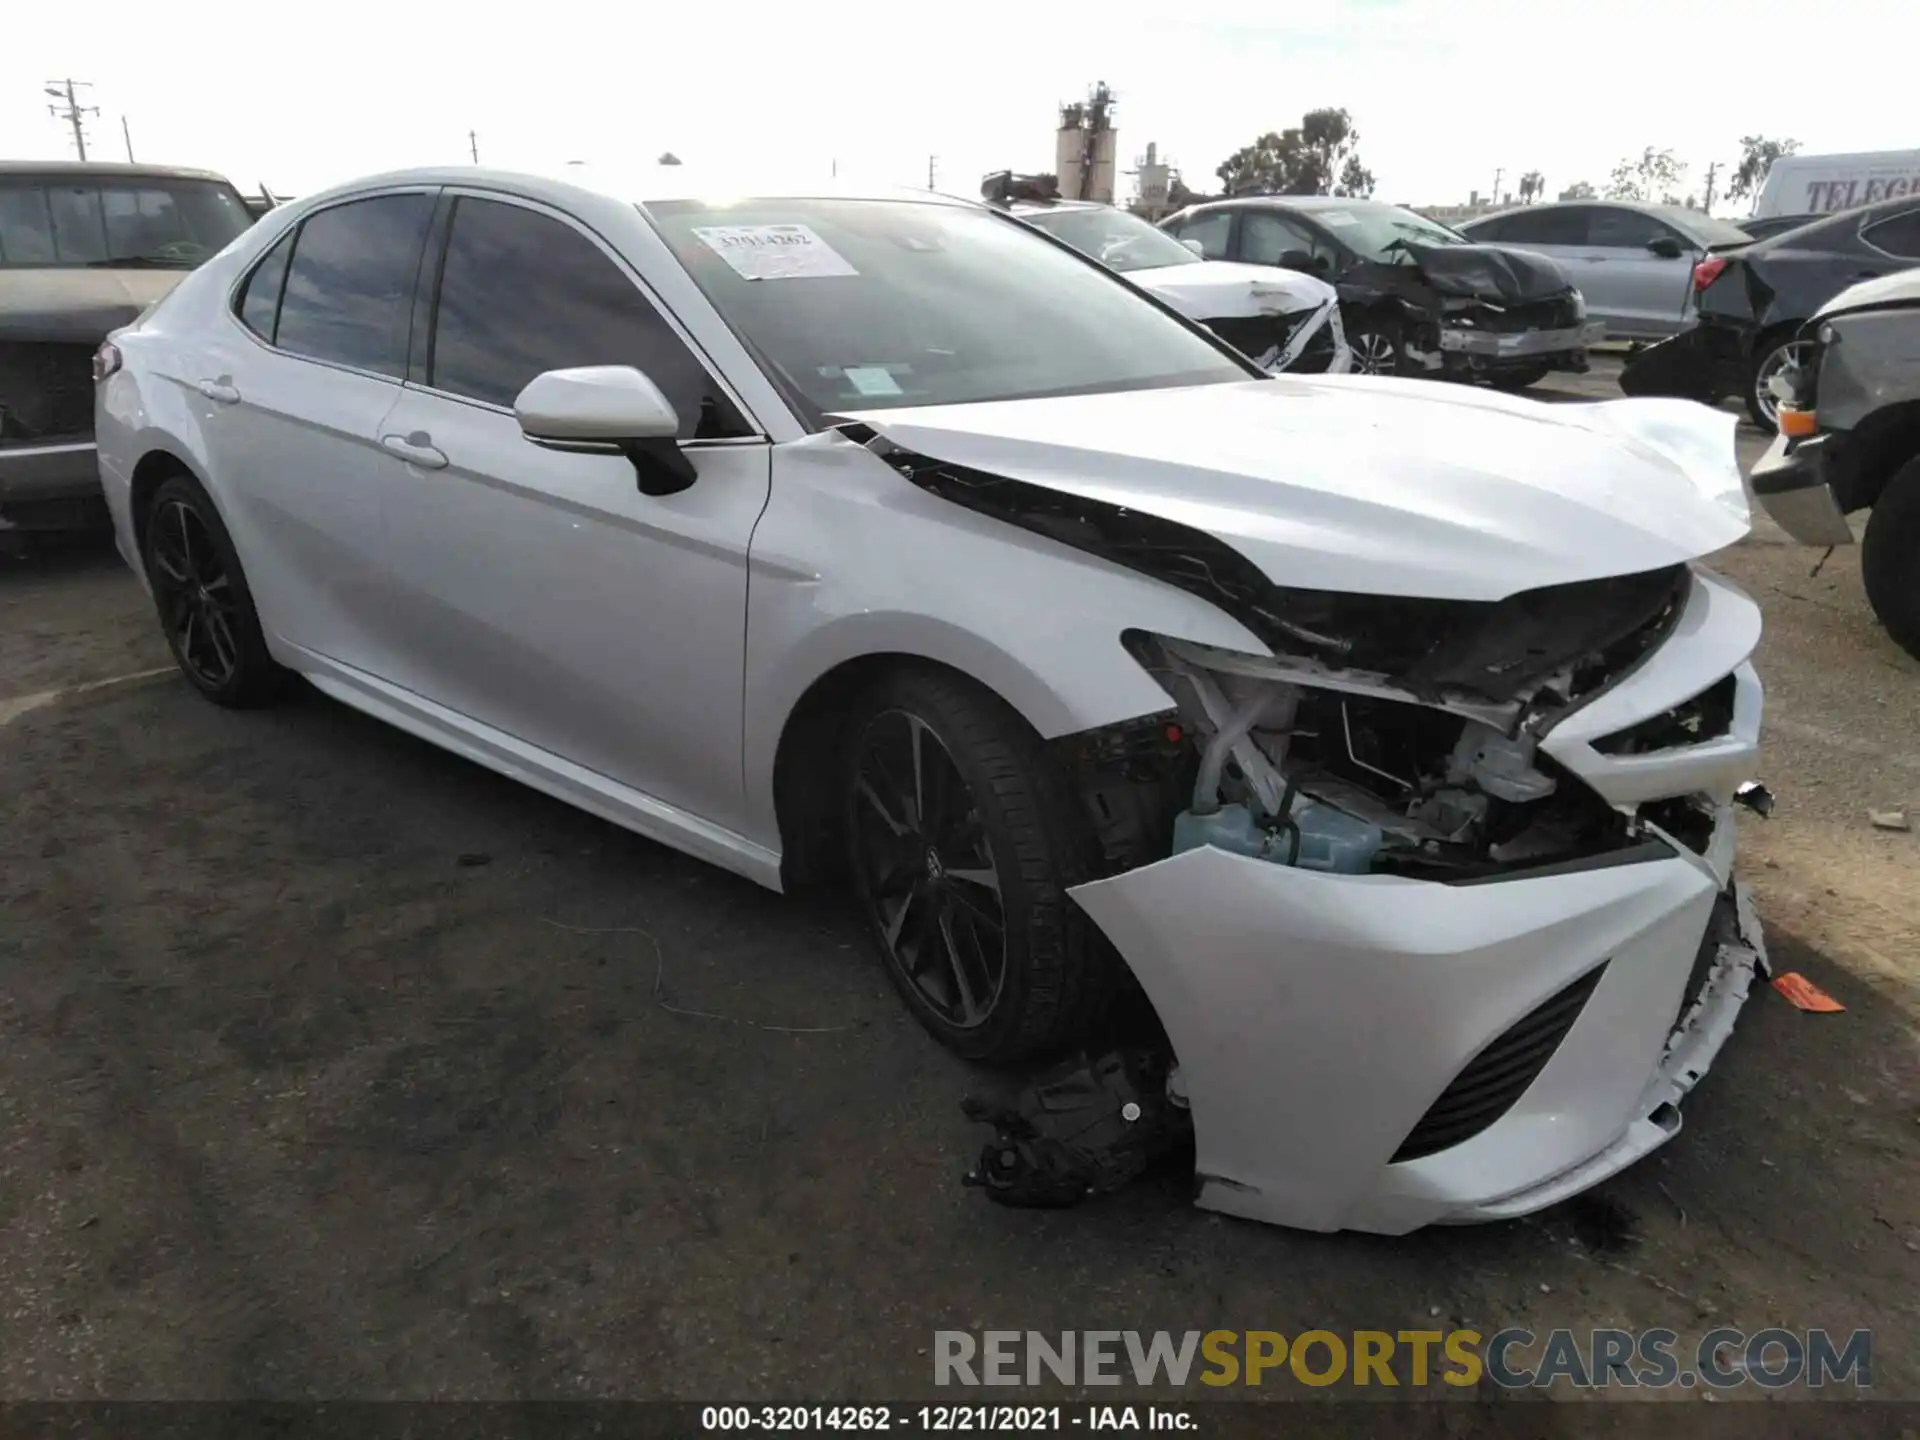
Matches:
[197,189,435,674]
[372,192,773,832]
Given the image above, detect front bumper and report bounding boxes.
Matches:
[1067,567,1767,1234]
[1750,432,1855,546]
[1438,318,1606,362]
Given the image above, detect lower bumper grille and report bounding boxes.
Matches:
[1391,962,1607,1162]
[0,341,96,444]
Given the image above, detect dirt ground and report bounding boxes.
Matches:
[2,362,1916,1406]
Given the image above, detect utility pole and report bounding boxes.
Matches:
[1491,166,1504,205]
[1702,160,1719,216]
[121,116,135,163]
[45,79,99,161]
[468,130,479,164]
[927,154,938,190]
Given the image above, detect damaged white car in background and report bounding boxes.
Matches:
[989,188,1351,377]
[97,166,1765,1238]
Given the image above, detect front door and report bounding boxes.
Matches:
[373,193,772,835]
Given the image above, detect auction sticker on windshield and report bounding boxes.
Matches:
[691,224,859,280]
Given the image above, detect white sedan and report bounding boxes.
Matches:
[94,164,1767,1234]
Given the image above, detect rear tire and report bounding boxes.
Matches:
[1745,328,1809,430]
[840,667,1110,1065]
[142,473,290,708]
[1862,456,1920,662]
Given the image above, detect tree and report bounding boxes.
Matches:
[1606,148,1686,202]
[1558,180,1597,200]
[1215,108,1370,198]
[1729,135,1800,203]
[1336,154,1375,199]
[1517,170,1545,204]
[657,151,683,165]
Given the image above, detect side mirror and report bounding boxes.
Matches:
[1646,235,1685,259]
[1180,237,1206,257]
[514,365,695,496]
[1278,249,1315,272]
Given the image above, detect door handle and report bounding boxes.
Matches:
[381,431,450,469]
[196,378,240,405]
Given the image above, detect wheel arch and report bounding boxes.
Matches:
[1838,401,1920,513]
[761,621,1173,894]
[128,446,208,555]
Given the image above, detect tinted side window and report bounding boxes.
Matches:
[1500,208,1587,246]
[1862,208,1920,260]
[275,193,433,377]
[1241,211,1338,275]
[427,197,749,439]
[1464,214,1513,242]
[1167,211,1232,260]
[1588,208,1676,249]
[236,231,293,341]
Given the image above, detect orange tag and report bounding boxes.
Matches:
[1771,972,1845,1012]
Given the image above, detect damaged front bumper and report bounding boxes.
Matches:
[1060,568,1768,1235]
[1438,319,1607,363]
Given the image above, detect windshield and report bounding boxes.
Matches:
[649,197,1252,420]
[0,177,254,268]
[1019,206,1201,273]
[1307,203,1469,262]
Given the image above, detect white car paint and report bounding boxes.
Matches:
[1126,260,1349,374]
[95,163,1767,1234]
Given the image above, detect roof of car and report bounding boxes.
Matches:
[0,160,238,184]
[294,164,970,213]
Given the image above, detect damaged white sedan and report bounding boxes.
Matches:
[96,167,1768,1236]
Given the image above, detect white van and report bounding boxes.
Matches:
[1754,149,1920,219]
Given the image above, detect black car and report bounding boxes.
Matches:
[1159,197,1601,390]
[1737,212,1824,242]
[1620,195,1920,428]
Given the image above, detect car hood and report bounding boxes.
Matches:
[1389,242,1575,303]
[842,376,1747,602]
[0,267,191,344]
[1128,260,1337,321]
[1816,267,1920,320]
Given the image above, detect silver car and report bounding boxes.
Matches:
[1460,201,1753,341]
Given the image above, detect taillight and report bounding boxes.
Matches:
[1691,256,1728,292]
[91,341,122,383]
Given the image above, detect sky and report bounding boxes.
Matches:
[3,0,1912,214]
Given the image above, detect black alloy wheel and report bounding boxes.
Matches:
[142,474,287,707]
[849,708,1008,1034]
[840,668,1109,1064]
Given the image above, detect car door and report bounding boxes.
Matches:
[1583,208,1697,338]
[1238,209,1343,283]
[194,189,434,675]
[373,192,772,834]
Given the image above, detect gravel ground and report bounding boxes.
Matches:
[1,361,1915,1406]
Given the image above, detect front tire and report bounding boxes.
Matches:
[1862,456,1920,661]
[1347,314,1402,376]
[841,668,1109,1064]
[142,473,289,708]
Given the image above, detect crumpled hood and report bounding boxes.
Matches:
[0,268,189,344]
[1128,260,1337,322]
[843,376,1747,602]
[1397,242,1575,303]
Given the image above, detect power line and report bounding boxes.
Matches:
[45,78,99,161]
